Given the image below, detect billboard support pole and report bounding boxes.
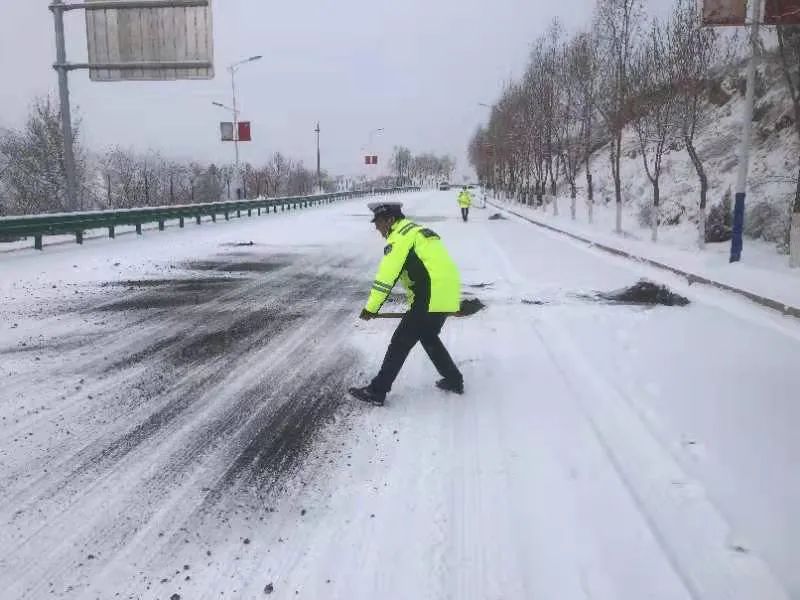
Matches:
[50,0,79,212]
[731,0,763,262]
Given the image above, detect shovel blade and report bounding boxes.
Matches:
[456,297,485,317]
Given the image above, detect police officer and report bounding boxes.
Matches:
[349,202,464,406]
[457,186,472,222]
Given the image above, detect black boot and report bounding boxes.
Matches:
[349,385,386,406]
[436,378,464,395]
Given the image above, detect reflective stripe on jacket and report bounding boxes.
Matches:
[366,219,461,313]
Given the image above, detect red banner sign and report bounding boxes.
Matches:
[702,0,747,25]
[364,155,378,165]
[238,122,252,142]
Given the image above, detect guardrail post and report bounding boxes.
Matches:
[224,211,229,221]
[75,231,83,245]
[158,220,165,231]
[135,223,142,235]
[179,217,185,228]
[196,214,201,225]
[212,214,217,223]
[34,235,43,250]
[237,209,241,218]
[108,226,115,239]
[248,208,252,217]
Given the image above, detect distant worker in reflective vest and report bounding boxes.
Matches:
[457,187,472,222]
[349,202,464,406]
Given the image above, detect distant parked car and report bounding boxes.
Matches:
[438,182,450,191]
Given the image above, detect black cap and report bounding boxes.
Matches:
[367,202,404,223]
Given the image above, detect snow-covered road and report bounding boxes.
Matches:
[1,191,798,599]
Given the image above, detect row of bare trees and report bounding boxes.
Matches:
[470,0,795,248]
[391,146,456,187]
[0,98,334,217]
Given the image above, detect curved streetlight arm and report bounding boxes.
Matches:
[228,55,263,72]
[367,127,384,148]
[212,101,239,115]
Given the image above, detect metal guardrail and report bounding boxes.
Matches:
[0,187,418,251]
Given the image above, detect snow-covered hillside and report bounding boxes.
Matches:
[578,55,798,253]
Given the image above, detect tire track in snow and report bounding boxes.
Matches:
[472,214,788,599]
[0,247,371,599]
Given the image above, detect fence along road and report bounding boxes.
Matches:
[0,187,417,251]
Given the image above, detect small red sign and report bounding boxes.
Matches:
[238,121,252,142]
[364,155,378,165]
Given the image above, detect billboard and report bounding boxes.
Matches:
[702,0,747,25]
[85,0,214,81]
[764,0,800,24]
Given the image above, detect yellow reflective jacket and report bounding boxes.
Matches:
[458,190,472,207]
[366,218,461,314]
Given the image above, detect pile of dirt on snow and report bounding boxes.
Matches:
[520,280,691,307]
[595,280,690,307]
[488,213,507,221]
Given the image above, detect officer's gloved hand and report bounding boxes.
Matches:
[359,309,375,321]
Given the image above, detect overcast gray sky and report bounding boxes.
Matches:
[0,0,665,178]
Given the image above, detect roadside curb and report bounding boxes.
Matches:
[489,200,800,320]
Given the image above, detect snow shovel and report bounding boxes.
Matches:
[372,297,485,319]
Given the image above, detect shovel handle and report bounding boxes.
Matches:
[371,312,459,319]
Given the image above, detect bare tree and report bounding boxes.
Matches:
[390,146,413,186]
[670,0,721,248]
[777,24,800,211]
[287,162,315,195]
[101,147,139,209]
[264,152,292,197]
[559,38,584,220]
[568,31,600,223]
[776,21,800,265]
[596,0,643,233]
[631,18,679,242]
[524,24,564,212]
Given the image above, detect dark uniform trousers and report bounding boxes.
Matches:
[461,207,469,222]
[370,310,463,394]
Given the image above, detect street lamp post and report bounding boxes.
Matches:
[360,128,383,192]
[213,55,262,198]
[315,122,321,193]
